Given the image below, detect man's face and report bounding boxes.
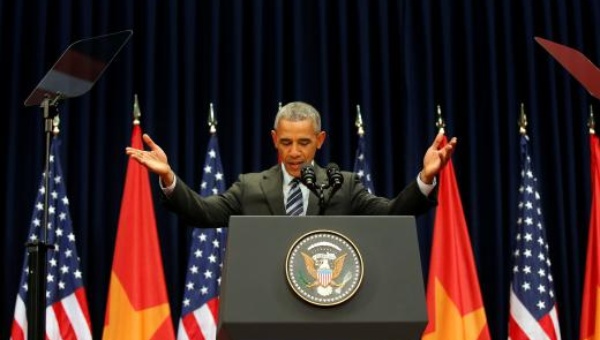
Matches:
[271,119,326,178]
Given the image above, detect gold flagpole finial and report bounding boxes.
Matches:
[435,105,446,134]
[52,114,60,135]
[518,103,527,135]
[133,94,141,126]
[588,104,596,135]
[355,105,365,136]
[208,103,217,134]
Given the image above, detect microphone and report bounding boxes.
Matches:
[300,164,317,191]
[326,163,344,194]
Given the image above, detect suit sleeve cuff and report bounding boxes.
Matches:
[160,174,177,196]
[416,173,436,196]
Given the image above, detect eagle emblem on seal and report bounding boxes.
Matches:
[286,230,363,306]
[301,252,349,296]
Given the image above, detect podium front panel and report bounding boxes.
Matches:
[217,216,427,340]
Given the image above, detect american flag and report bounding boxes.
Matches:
[177,134,227,340]
[11,138,91,340]
[508,134,561,339]
[353,133,375,194]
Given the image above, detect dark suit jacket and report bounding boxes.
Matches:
[161,164,437,227]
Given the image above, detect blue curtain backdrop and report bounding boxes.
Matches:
[1,0,597,338]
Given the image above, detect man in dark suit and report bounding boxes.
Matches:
[126,101,457,227]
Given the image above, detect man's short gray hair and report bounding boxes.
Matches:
[273,101,322,133]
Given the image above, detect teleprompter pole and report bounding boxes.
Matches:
[25,96,58,340]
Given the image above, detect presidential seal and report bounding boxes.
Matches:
[285,230,363,307]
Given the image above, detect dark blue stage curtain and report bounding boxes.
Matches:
[1,1,598,338]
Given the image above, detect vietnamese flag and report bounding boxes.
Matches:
[422,135,490,340]
[103,123,175,340]
[580,133,600,340]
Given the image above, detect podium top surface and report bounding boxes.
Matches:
[24,30,132,107]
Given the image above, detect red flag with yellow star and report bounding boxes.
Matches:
[580,133,600,340]
[102,124,175,340]
[422,135,490,340]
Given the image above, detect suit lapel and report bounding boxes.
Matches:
[261,165,285,215]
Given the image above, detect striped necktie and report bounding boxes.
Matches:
[286,179,304,216]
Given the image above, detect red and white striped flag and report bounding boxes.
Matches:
[177,133,227,340]
[11,137,92,340]
[508,134,561,339]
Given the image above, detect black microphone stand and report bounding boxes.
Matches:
[300,164,344,215]
[25,96,60,340]
[300,165,328,215]
[315,183,330,215]
[299,181,330,215]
